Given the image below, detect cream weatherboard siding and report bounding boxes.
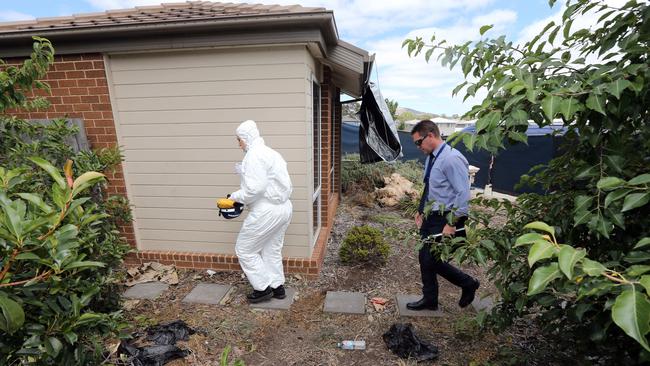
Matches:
[105,45,317,258]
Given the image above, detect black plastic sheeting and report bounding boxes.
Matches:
[118,320,195,366]
[358,82,402,163]
[382,323,439,361]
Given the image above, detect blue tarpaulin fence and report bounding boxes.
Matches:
[342,121,565,195]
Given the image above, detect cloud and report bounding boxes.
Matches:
[517,0,630,46]
[472,9,517,27]
[0,10,35,22]
[76,0,556,114]
[86,0,496,40]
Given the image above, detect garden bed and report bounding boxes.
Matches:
[119,198,561,365]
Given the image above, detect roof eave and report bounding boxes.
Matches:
[0,11,339,50]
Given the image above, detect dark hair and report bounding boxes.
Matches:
[411,119,440,138]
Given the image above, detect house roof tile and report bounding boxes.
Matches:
[0,1,325,33]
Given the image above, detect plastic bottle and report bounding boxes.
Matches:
[337,340,366,350]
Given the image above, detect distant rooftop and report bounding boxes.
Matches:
[0,1,325,33]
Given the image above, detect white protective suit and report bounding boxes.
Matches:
[230,120,293,291]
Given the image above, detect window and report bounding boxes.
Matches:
[312,79,322,239]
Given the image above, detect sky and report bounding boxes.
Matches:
[0,0,582,115]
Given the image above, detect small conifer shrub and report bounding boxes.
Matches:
[339,225,390,265]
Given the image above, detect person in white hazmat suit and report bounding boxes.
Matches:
[230,120,293,303]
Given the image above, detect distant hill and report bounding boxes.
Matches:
[395,107,432,117]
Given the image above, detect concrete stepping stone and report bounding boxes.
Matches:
[396,294,444,317]
[471,295,494,313]
[249,287,297,310]
[182,283,232,305]
[123,282,168,300]
[323,291,366,314]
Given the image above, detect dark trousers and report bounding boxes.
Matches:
[418,212,473,303]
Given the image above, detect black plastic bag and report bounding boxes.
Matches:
[382,323,439,361]
[118,341,189,366]
[117,320,195,365]
[146,320,195,345]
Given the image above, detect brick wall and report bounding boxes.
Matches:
[5,54,137,248]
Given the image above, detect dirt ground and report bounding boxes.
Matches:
[118,198,545,366]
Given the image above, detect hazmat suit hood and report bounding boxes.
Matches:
[236,120,261,151]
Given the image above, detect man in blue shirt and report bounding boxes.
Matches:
[407,120,479,311]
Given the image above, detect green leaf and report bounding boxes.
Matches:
[559,97,583,120]
[574,209,593,226]
[528,240,557,267]
[63,331,78,345]
[575,165,598,180]
[624,251,650,264]
[514,232,546,247]
[582,258,607,276]
[596,177,626,190]
[627,266,650,277]
[558,245,586,279]
[71,172,105,197]
[16,193,53,214]
[474,247,487,265]
[0,293,25,335]
[640,276,650,296]
[28,157,66,189]
[541,95,562,121]
[563,19,573,39]
[574,195,593,212]
[524,221,555,236]
[45,337,63,357]
[15,252,41,260]
[508,131,528,143]
[63,261,105,270]
[452,81,468,96]
[604,189,630,208]
[606,79,633,99]
[596,215,612,239]
[479,24,493,36]
[509,109,528,124]
[622,193,650,212]
[586,94,607,116]
[527,263,562,296]
[611,288,650,352]
[634,238,650,250]
[73,312,104,327]
[0,201,23,240]
[629,174,650,185]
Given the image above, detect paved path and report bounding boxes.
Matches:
[125,282,493,315]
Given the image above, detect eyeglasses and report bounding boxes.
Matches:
[414,134,428,147]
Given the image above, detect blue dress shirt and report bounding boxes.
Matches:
[423,142,470,217]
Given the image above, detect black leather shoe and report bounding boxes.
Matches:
[459,280,480,308]
[406,298,438,311]
[272,285,286,299]
[247,287,273,303]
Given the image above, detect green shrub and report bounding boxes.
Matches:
[341,153,423,194]
[406,0,650,361]
[0,37,131,365]
[341,154,392,193]
[339,225,390,265]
